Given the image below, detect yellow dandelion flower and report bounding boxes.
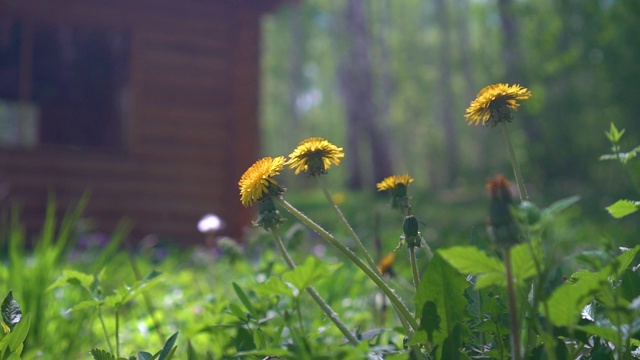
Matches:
[288,137,345,176]
[238,156,286,207]
[376,174,414,192]
[465,83,532,126]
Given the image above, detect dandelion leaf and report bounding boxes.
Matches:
[281,256,341,293]
[413,253,469,357]
[606,199,640,218]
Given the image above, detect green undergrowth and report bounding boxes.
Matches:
[0,123,638,359]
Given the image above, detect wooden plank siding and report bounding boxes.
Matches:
[0,0,278,244]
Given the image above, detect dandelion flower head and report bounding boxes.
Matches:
[288,137,345,176]
[238,156,285,207]
[465,83,531,126]
[376,174,414,192]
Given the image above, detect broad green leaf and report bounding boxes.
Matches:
[5,353,21,360]
[510,241,542,285]
[599,245,640,279]
[232,283,257,319]
[475,273,506,290]
[90,348,116,360]
[541,195,581,219]
[281,256,341,293]
[3,313,30,353]
[71,299,102,312]
[606,199,640,218]
[228,303,248,321]
[544,271,604,327]
[253,328,266,349]
[234,348,289,357]
[47,269,95,291]
[413,253,469,357]
[104,271,162,308]
[577,325,619,345]
[186,340,198,360]
[153,332,178,360]
[1,291,22,330]
[253,277,295,298]
[439,246,505,289]
[137,351,152,360]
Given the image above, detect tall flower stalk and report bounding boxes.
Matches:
[276,196,420,332]
[486,175,523,360]
[501,123,528,201]
[377,174,432,291]
[238,157,359,346]
[269,228,360,346]
[465,83,532,201]
[317,177,379,273]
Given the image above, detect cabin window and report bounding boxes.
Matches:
[0,19,130,151]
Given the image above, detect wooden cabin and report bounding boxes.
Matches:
[0,0,286,244]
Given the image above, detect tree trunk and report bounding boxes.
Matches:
[339,0,393,189]
[498,0,538,143]
[434,0,460,186]
[287,4,305,147]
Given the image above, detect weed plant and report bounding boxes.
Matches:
[0,84,638,359]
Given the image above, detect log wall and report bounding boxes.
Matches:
[0,0,272,244]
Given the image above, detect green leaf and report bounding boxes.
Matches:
[1,291,22,330]
[253,328,266,349]
[510,241,543,285]
[90,348,116,360]
[605,122,624,143]
[48,269,95,291]
[186,340,198,360]
[104,271,163,309]
[599,245,640,279]
[232,283,257,319]
[0,313,30,353]
[281,256,341,293]
[438,246,505,289]
[234,348,290,357]
[137,352,152,360]
[71,299,102,312]
[228,303,248,321]
[542,195,581,219]
[5,353,21,360]
[157,332,178,360]
[577,324,619,345]
[544,271,605,327]
[606,199,640,218]
[253,277,295,298]
[413,253,469,357]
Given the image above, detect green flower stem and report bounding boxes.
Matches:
[127,250,166,344]
[97,307,114,355]
[115,308,120,358]
[317,177,380,274]
[409,247,421,291]
[269,229,360,346]
[276,197,421,332]
[524,238,557,360]
[501,122,528,201]
[504,248,522,360]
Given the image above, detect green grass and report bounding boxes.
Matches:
[0,124,639,359]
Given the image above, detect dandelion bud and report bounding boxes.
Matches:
[402,215,422,248]
[486,175,521,249]
[255,198,286,230]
